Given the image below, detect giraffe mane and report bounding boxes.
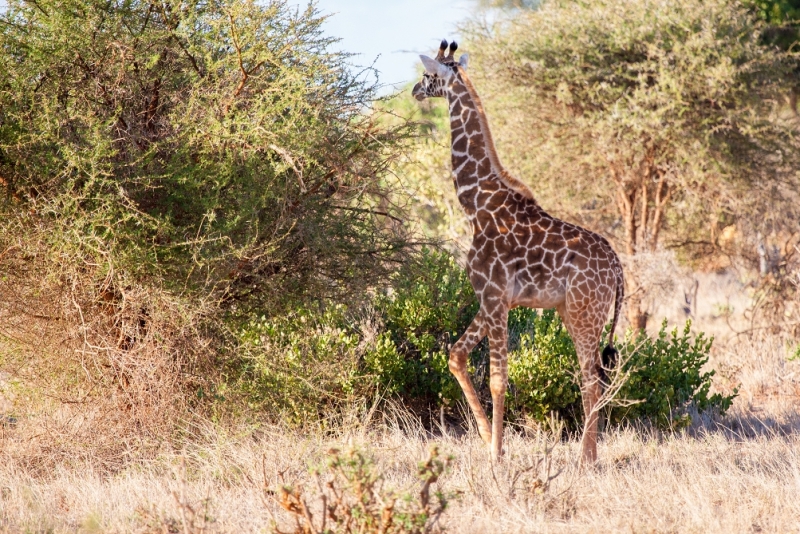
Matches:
[456,66,538,202]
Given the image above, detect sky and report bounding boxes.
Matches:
[301,0,481,93]
[0,0,485,93]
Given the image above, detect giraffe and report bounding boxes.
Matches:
[412,40,624,463]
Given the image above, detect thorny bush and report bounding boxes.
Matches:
[0,0,414,461]
[273,446,454,534]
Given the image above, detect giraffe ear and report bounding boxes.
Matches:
[458,53,469,70]
[420,55,451,78]
[420,55,440,74]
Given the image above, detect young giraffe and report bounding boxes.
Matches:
[412,40,624,463]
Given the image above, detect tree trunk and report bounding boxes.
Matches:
[626,290,649,332]
[609,149,667,334]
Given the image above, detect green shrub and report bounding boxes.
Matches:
[231,247,735,430]
[362,249,736,430]
[365,248,478,407]
[611,320,737,428]
[233,304,364,424]
[506,309,582,423]
[0,0,417,451]
[368,248,737,430]
[505,314,736,429]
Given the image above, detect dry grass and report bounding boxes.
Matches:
[1,408,799,532]
[0,233,220,473]
[2,329,799,533]
[2,266,799,532]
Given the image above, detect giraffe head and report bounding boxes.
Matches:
[412,39,469,101]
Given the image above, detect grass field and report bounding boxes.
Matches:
[2,271,800,534]
[3,412,800,533]
[2,326,799,533]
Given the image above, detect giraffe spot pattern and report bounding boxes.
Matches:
[414,45,625,463]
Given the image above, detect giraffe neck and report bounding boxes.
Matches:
[447,79,499,215]
[446,69,536,218]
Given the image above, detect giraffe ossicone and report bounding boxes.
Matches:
[413,39,625,463]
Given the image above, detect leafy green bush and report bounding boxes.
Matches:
[231,247,735,430]
[506,315,736,429]
[233,304,364,424]
[366,248,478,407]
[611,321,737,429]
[365,248,734,431]
[232,248,479,420]
[506,309,582,423]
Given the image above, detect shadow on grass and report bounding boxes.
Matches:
[691,409,800,440]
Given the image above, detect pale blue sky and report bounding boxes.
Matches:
[0,0,485,93]
[306,0,480,93]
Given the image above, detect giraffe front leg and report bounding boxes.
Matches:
[487,307,509,462]
[449,311,492,445]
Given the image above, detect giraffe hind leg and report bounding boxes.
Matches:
[557,302,604,464]
[449,311,492,445]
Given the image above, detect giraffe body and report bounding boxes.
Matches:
[413,41,624,463]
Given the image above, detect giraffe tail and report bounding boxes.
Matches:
[600,271,624,385]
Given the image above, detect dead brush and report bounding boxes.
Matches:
[0,223,221,472]
[464,416,570,521]
[269,445,455,534]
[135,458,217,534]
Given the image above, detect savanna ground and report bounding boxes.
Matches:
[3,0,800,532]
[2,288,799,533]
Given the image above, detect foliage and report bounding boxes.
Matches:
[366,248,478,406]
[0,0,745,447]
[234,245,733,429]
[506,309,582,423]
[746,0,800,23]
[274,446,454,534]
[612,320,737,428]
[467,0,800,248]
[0,0,417,457]
[506,314,736,429]
[463,0,800,326]
[233,304,364,424]
[0,0,412,315]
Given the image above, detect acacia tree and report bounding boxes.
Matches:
[0,0,412,315]
[0,0,416,449]
[466,0,800,329]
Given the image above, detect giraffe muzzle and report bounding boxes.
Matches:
[412,82,426,101]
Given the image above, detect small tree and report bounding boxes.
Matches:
[466,0,800,329]
[0,0,412,315]
[0,0,415,452]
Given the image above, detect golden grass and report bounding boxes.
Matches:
[2,292,799,532]
[1,407,799,533]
